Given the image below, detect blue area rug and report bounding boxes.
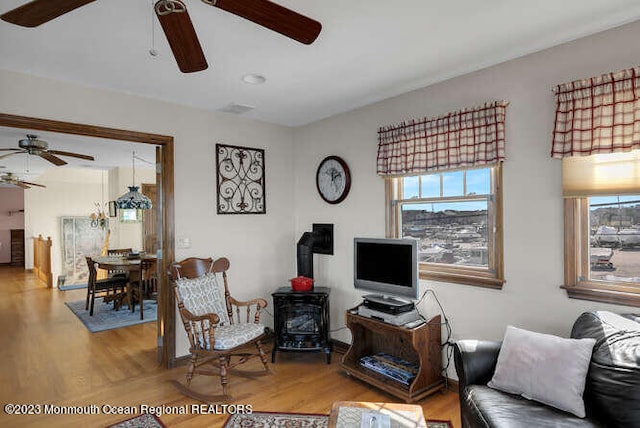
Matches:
[65,299,157,333]
[58,283,87,291]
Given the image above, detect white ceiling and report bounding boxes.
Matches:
[0,126,156,181]
[1,1,640,129]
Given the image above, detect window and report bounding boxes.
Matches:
[562,153,640,307]
[564,196,640,307]
[386,164,504,289]
[553,66,640,307]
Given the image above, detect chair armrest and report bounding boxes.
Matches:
[180,308,220,325]
[229,296,267,309]
[454,340,502,392]
[178,308,220,350]
[228,296,268,324]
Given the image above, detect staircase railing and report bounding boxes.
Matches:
[33,235,53,288]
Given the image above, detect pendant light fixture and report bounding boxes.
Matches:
[115,151,152,210]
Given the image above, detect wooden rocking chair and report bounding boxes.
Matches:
[169,257,271,403]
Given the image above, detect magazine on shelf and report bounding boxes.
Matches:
[359,352,418,385]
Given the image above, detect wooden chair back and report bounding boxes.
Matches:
[86,256,98,288]
[107,248,132,256]
[169,257,234,323]
[141,258,158,296]
[169,257,213,280]
[106,248,132,278]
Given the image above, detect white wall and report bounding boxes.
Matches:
[0,187,25,263]
[0,69,296,356]
[23,168,105,283]
[293,20,640,378]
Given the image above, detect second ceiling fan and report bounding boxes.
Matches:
[1,0,322,73]
[0,134,95,166]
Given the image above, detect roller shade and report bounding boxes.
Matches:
[563,150,640,197]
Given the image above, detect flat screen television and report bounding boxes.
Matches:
[354,237,419,300]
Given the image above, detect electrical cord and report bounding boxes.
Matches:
[414,288,454,389]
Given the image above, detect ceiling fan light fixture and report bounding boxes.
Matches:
[242,73,266,84]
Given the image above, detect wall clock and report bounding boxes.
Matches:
[316,155,351,204]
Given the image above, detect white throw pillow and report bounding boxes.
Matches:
[487,325,596,418]
[174,272,230,325]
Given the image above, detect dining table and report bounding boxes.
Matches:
[93,254,157,320]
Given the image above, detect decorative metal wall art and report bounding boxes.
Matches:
[216,143,266,214]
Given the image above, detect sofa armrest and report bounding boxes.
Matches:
[454,340,502,392]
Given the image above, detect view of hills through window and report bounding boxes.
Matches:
[590,195,640,283]
[399,169,490,268]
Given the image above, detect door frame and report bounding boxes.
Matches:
[0,113,176,368]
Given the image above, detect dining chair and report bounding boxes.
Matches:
[128,258,156,320]
[140,258,158,298]
[168,257,271,402]
[106,248,133,280]
[85,257,129,316]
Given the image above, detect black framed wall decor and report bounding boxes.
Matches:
[216,143,266,214]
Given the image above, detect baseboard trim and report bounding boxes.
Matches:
[330,338,349,355]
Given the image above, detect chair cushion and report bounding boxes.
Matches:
[212,323,266,350]
[175,273,230,325]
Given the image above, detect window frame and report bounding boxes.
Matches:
[385,164,505,289]
[563,198,640,307]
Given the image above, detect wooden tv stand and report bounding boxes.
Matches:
[341,310,444,402]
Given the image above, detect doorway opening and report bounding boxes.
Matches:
[0,113,176,367]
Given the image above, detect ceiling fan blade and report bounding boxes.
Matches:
[48,150,95,161]
[39,153,67,166]
[13,181,30,189]
[155,1,208,73]
[203,0,321,45]
[20,181,46,188]
[1,0,96,28]
[0,152,21,160]
[0,148,22,151]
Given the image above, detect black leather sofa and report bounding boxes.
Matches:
[454,311,640,428]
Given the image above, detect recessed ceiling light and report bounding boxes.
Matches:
[242,74,266,84]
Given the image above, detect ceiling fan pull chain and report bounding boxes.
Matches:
[149,0,159,57]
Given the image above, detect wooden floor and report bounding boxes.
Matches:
[0,266,461,427]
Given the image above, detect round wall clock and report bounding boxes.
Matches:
[316,155,351,204]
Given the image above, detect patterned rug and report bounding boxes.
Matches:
[107,413,165,428]
[224,412,328,427]
[223,411,452,427]
[65,299,157,333]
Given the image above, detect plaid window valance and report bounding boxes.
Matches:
[551,66,640,158]
[377,101,507,176]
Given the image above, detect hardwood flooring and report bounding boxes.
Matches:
[0,266,461,427]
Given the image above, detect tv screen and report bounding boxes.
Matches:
[354,237,418,300]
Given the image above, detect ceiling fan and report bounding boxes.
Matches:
[0,0,322,73]
[0,172,46,189]
[0,134,96,166]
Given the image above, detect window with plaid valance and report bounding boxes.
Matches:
[554,66,640,307]
[377,101,508,176]
[552,66,640,159]
[552,66,640,196]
